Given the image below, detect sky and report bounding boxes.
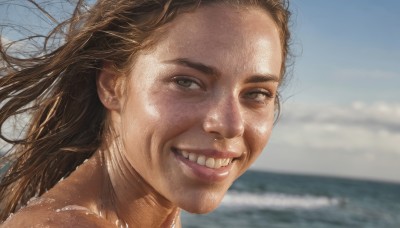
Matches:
[1,1,400,183]
[252,0,400,183]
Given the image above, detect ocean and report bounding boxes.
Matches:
[181,170,400,228]
[1,165,400,227]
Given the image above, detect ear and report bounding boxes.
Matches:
[96,63,122,111]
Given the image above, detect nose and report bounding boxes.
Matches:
[202,95,245,139]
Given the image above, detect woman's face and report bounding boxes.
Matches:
[112,4,282,213]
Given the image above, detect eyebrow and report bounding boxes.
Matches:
[244,74,280,84]
[164,58,220,77]
[164,58,280,83]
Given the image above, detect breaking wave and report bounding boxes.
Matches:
[221,191,342,210]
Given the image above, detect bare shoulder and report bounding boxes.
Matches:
[1,198,113,228]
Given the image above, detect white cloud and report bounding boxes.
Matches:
[253,101,400,183]
[281,101,400,154]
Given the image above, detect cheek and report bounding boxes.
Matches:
[119,92,197,157]
[117,93,160,163]
[255,112,274,137]
[246,111,275,162]
[253,124,273,152]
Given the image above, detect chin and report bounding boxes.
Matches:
[182,203,220,214]
[177,190,226,214]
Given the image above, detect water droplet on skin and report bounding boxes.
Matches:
[115,219,129,228]
[27,198,55,207]
[55,205,93,214]
[5,213,14,222]
[34,189,40,198]
[27,197,38,205]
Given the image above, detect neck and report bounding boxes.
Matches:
[94,146,181,228]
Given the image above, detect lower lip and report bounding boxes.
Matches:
[173,150,234,183]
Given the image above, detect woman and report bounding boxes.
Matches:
[0,0,291,227]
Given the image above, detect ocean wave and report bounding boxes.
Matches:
[220,191,342,210]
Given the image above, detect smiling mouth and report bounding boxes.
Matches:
[172,148,234,169]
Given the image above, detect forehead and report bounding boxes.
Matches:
[142,4,282,77]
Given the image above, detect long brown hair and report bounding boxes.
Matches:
[0,0,291,221]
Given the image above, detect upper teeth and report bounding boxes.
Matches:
[180,150,232,169]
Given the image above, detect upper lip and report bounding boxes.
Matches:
[172,147,242,159]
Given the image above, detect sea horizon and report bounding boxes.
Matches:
[182,169,400,228]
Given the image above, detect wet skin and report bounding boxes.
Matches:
[101,2,282,221]
[1,4,282,228]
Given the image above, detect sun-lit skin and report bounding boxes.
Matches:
[1,3,282,228]
[98,3,282,225]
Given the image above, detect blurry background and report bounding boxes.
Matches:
[185,1,400,227]
[252,0,400,184]
[1,0,399,184]
[1,1,400,227]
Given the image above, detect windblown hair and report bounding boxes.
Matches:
[0,0,291,221]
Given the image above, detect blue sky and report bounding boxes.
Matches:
[286,0,400,103]
[1,1,400,183]
[253,0,400,183]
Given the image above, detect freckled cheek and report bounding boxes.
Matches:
[137,95,200,136]
[151,96,187,117]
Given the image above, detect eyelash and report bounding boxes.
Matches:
[171,76,274,104]
[172,76,202,90]
[244,90,274,104]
